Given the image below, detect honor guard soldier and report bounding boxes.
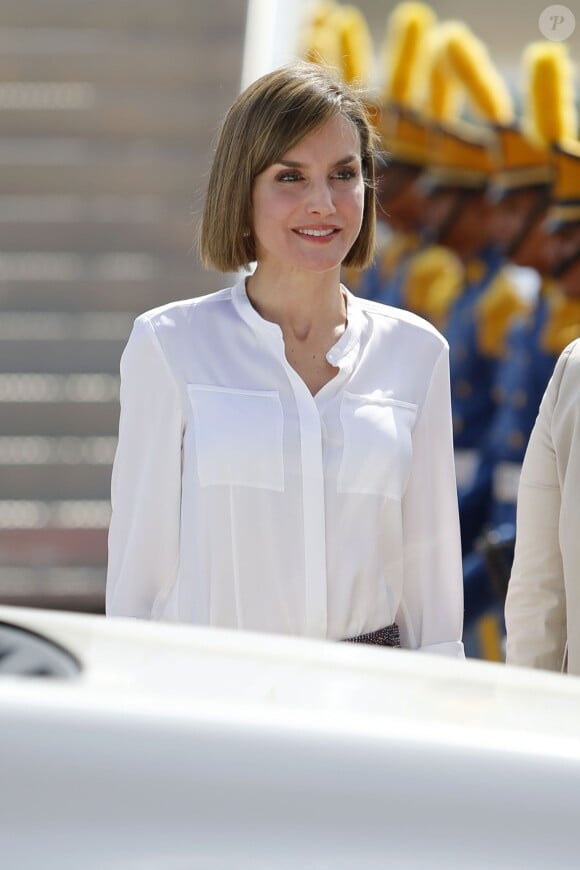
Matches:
[374,13,469,325]
[360,5,466,329]
[462,41,579,656]
[418,23,531,577]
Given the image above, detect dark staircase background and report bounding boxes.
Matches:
[0,0,247,611]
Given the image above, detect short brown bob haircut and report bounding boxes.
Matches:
[199,62,380,273]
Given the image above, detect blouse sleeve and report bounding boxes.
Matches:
[397,342,465,657]
[504,347,569,672]
[106,316,185,618]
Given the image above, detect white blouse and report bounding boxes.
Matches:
[106,280,464,656]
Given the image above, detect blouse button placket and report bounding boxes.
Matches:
[284,367,328,638]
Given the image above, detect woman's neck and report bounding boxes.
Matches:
[245,266,346,341]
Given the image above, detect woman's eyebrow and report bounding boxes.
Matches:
[276,154,360,168]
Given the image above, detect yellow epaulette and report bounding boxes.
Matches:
[476,270,531,357]
[402,244,464,327]
[541,291,580,354]
[341,263,364,294]
[378,232,419,280]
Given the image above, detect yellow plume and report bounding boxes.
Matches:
[420,26,463,122]
[300,1,342,72]
[381,2,437,107]
[441,22,514,124]
[306,0,338,28]
[522,42,577,149]
[336,5,374,86]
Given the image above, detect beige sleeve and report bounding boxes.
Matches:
[504,345,574,672]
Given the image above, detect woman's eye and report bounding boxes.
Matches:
[333,167,357,181]
[275,167,358,183]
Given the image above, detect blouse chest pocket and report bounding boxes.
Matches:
[187,385,284,490]
[338,392,418,498]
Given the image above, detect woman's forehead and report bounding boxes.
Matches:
[279,116,361,162]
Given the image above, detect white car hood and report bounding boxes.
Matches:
[0,606,578,869]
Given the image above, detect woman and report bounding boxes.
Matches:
[106,63,463,655]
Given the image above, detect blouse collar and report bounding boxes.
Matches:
[231,279,364,372]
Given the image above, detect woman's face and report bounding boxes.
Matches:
[251,115,365,278]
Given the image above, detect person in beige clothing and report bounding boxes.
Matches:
[505,339,580,673]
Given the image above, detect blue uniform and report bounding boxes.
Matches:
[444,246,527,557]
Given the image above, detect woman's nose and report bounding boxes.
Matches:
[306,179,336,215]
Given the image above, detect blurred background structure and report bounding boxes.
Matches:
[0,0,246,610]
[0,0,577,615]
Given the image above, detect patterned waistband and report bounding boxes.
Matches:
[343,623,400,647]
